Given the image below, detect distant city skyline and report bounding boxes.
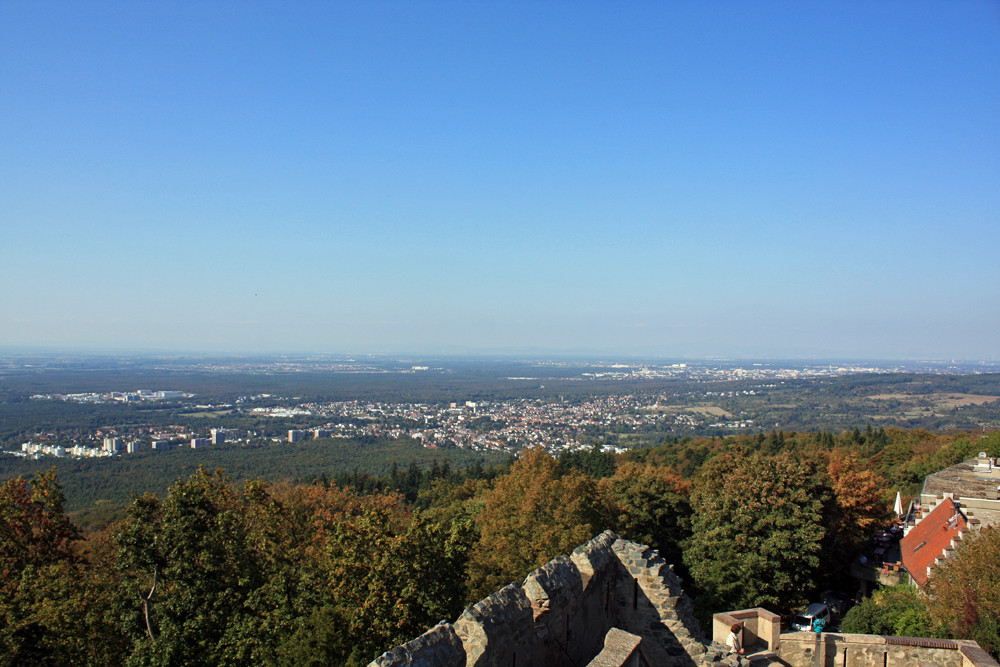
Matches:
[2,2,998,360]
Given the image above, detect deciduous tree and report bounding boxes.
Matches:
[683,451,827,615]
[114,467,264,666]
[599,462,691,566]
[0,470,124,665]
[822,451,893,567]
[466,448,604,599]
[0,469,79,576]
[926,526,1000,659]
[841,585,933,637]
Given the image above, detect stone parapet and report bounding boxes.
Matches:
[778,631,1000,667]
[453,583,534,667]
[523,554,582,620]
[959,641,1000,667]
[571,530,618,591]
[369,531,712,667]
[521,554,593,665]
[611,539,707,666]
[369,622,466,667]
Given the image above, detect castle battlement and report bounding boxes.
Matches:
[369,531,724,667]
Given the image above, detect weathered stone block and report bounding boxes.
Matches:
[522,554,582,618]
[584,628,643,667]
[454,583,533,667]
[368,622,465,667]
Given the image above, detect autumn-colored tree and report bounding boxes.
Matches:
[822,451,893,568]
[0,469,79,577]
[416,477,491,529]
[0,470,126,665]
[2,558,129,666]
[466,448,605,599]
[0,470,80,662]
[926,526,1000,659]
[599,462,691,566]
[683,450,827,615]
[300,484,473,664]
[331,511,473,663]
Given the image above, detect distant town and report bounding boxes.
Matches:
[13,391,745,460]
[8,357,1000,462]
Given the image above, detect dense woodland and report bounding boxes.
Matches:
[3,426,1000,665]
[0,438,510,522]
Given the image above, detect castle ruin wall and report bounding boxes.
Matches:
[369,531,710,667]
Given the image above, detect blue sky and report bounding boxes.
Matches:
[2,1,998,359]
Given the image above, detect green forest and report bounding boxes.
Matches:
[3,426,1000,665]
[0,437,509,518]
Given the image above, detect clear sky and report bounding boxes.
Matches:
[2,1,998,359]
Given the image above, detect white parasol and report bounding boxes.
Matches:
[894,491,903,516]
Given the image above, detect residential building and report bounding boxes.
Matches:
[899,452,1000,586]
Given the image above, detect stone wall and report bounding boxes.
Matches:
[610,538,706,665]
[777,632,1000,667]
[369,531,722,667]
[369,623,465,667]
[454,582,537,667]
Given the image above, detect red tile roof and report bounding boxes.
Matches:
[900,498,968,587]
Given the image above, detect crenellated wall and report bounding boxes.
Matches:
[369,531,723,667]
[610,538,706,665]
[369,623,465,667]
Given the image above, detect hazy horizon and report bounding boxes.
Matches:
[2,345,996,367]
[3,2,998,360]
